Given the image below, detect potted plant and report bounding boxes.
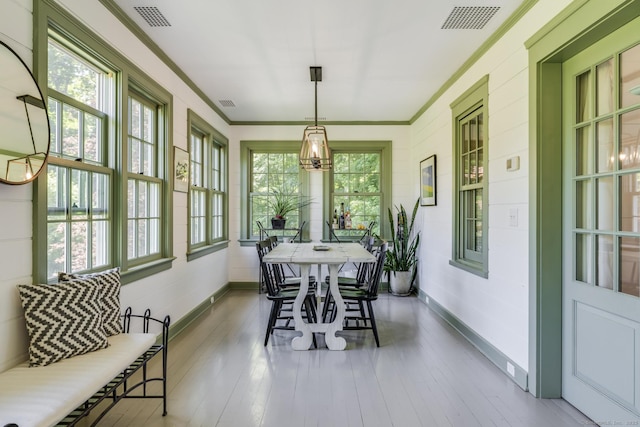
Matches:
[266,190,313,229]
[384,198,420,296]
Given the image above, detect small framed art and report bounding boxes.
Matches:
[420,155,436,206]
[173,147,189,193]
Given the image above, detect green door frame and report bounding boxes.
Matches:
[527,0,640,398]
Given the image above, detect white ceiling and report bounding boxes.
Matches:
[110,0,525,123]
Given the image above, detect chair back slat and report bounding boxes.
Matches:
[366,242,388,296]
[256,239,282,296]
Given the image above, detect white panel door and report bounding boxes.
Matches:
[562,16,640,423]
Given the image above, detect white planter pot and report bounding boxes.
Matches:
[389,271,412,296]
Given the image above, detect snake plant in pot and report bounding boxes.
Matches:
[266,189,313,229]
[384,198,420,296]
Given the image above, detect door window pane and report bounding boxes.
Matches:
[576,233,592,284]
[597,119,614,173]
[576,180,592,229]
[620,108,640,170]
[596,177,614,231]
[596,58,614,116]
[620,43,640,109]
[576,126,593,176]
[620,236,640,296]
[596,234,614,289]
[576,71,591,123]
[620,173,640,232]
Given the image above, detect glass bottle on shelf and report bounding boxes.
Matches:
[333,209,338,229]
[339,203,345,229]
[345,206,352,229]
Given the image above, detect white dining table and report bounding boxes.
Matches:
[262,242,376,350]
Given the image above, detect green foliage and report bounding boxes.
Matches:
[267,190,313,219]
[384,199,420,273]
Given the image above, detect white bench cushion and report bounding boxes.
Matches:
[0,333,155,427]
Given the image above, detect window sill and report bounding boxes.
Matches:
[121,257,176,285]
[187,241,229,261]
[449,259,488,279]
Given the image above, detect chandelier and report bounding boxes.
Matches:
[300,66,332,171]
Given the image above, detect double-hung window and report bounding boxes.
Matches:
[36,7,173,284]
[240,141,309,242]
[45,34,113,281]
[187,110,228,259]
[126,91,163,265]
[450,76,489,277]
[324,141,391,241]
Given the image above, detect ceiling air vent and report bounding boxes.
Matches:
[134,7,171,27]
[219,100,236,107]
[441,6,500,30]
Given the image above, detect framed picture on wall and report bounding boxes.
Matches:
[174,147,189,193]
[420,155,436,206]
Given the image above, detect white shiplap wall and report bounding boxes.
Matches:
[0,0,232,373]
[409,0,573,370]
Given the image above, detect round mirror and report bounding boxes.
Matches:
[0,40,50,185]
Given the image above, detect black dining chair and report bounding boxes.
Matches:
[322,241,388,347]
[257,240,317,347]
[265,236,317,290]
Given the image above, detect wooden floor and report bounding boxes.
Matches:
[91,290,591,426]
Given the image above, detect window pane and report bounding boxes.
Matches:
[47,222,67,280]
[71,169,90,219]
[576,233,592,284]
[596,119,614,173]
[130,98,141,138]
[62,105,81,159]
[92,173,109,219]
[70,221,89,272]
[596,177,614,231]
[596,234,614,290]
[92,220,109,268]
[620,173,640,232]
[576,179,592,229]
[620,43,640,109]
[596,58,614,116]
[48,40,101,109]
[620,236,640,297]
[83,113,99,163]
[620,108,640,170]
[48,98,60,153]
[576,70,591,123]
[576,126,593,176]
[47,165,67,220]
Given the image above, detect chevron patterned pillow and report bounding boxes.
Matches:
[58,267,122,336]
[17,279,109,367]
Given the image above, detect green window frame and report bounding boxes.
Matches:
[187,110,228,260]
[450,75,489,277]
[323,141,392,241]
[239,141,310,244]
[126,90,164,267]
[34,2,174,284]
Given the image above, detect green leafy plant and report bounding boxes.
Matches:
[267,190,313,219]
[384,198,420,274]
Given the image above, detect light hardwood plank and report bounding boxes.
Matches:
[86,290,590,426]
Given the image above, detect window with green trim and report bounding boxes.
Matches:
[240,141,309,241]
[126,92,162,265]
[331,152,382,238]
[187,110,228,256]
[38,18,173,283]
[451,76,489,276]
[46,34,113,281]
[323,141,391,241]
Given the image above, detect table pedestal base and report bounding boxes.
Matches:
[292,264,346,350]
